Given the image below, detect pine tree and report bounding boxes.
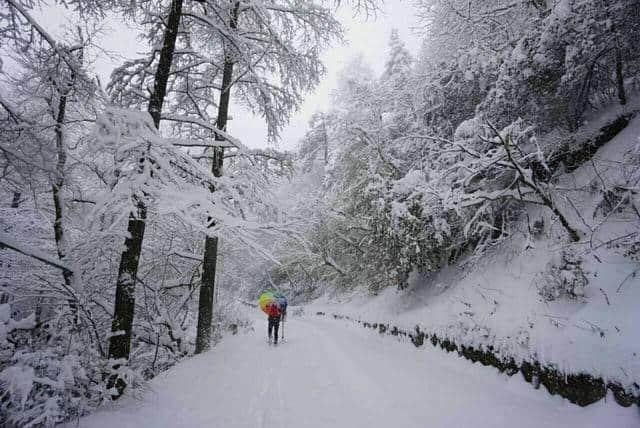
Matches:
[381,29,415,137]
[299,112,331,173]
[383,29,413,84]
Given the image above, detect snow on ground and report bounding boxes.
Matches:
[69,309,638,428]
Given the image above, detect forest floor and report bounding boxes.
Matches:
[70,310,639,428]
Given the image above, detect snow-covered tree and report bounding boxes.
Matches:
[179,0,346,353]
[298,111,334,173]
[382,29,412,84]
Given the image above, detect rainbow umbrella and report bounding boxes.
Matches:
[258,291,281,317]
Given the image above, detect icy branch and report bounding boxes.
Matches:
[0,232,73,274]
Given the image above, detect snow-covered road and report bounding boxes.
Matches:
[73,312,639,428]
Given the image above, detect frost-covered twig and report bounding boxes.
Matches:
[616,267,639,293]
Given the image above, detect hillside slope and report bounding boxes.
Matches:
[309,115,640,396]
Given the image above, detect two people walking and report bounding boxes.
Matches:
[258,290,287,346]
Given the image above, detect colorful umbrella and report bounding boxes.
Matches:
[258,291,281,317]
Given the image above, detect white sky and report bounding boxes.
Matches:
[35,0,422,151]
[233,1,423,151]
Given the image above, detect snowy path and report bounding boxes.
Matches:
[73,313,638,428]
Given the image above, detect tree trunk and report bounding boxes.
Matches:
[615,45,627,106]
[10,192,20,208]
[195,2,239,355]
[147,0,184,128]
[108,0,183,397]
[51,79,75,307]
[108,212,146,361]
[50,45,82,323]
[195,233,220,354]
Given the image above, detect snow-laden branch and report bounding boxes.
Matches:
[0,232,73,274]
[91,107,301,262]
[4,0,86,79]
[166,137,235,148]
[161,114,243,148]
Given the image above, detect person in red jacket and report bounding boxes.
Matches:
[266,301,281,346]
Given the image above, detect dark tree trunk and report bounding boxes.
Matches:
[147,0,184,128]
[615,46,627,106]
[52,90,74,283]
[195,2,239,355]
[195,233,220,353]
[10,192,20,208]
[108,212,146,361]
[108,0,183,397]
[52,185,73,291]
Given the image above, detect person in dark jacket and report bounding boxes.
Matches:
[267,312,281,345]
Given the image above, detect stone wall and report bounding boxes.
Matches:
[315,311,639,408]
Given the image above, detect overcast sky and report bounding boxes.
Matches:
[37,0,422,151]
[228,1,423,151]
